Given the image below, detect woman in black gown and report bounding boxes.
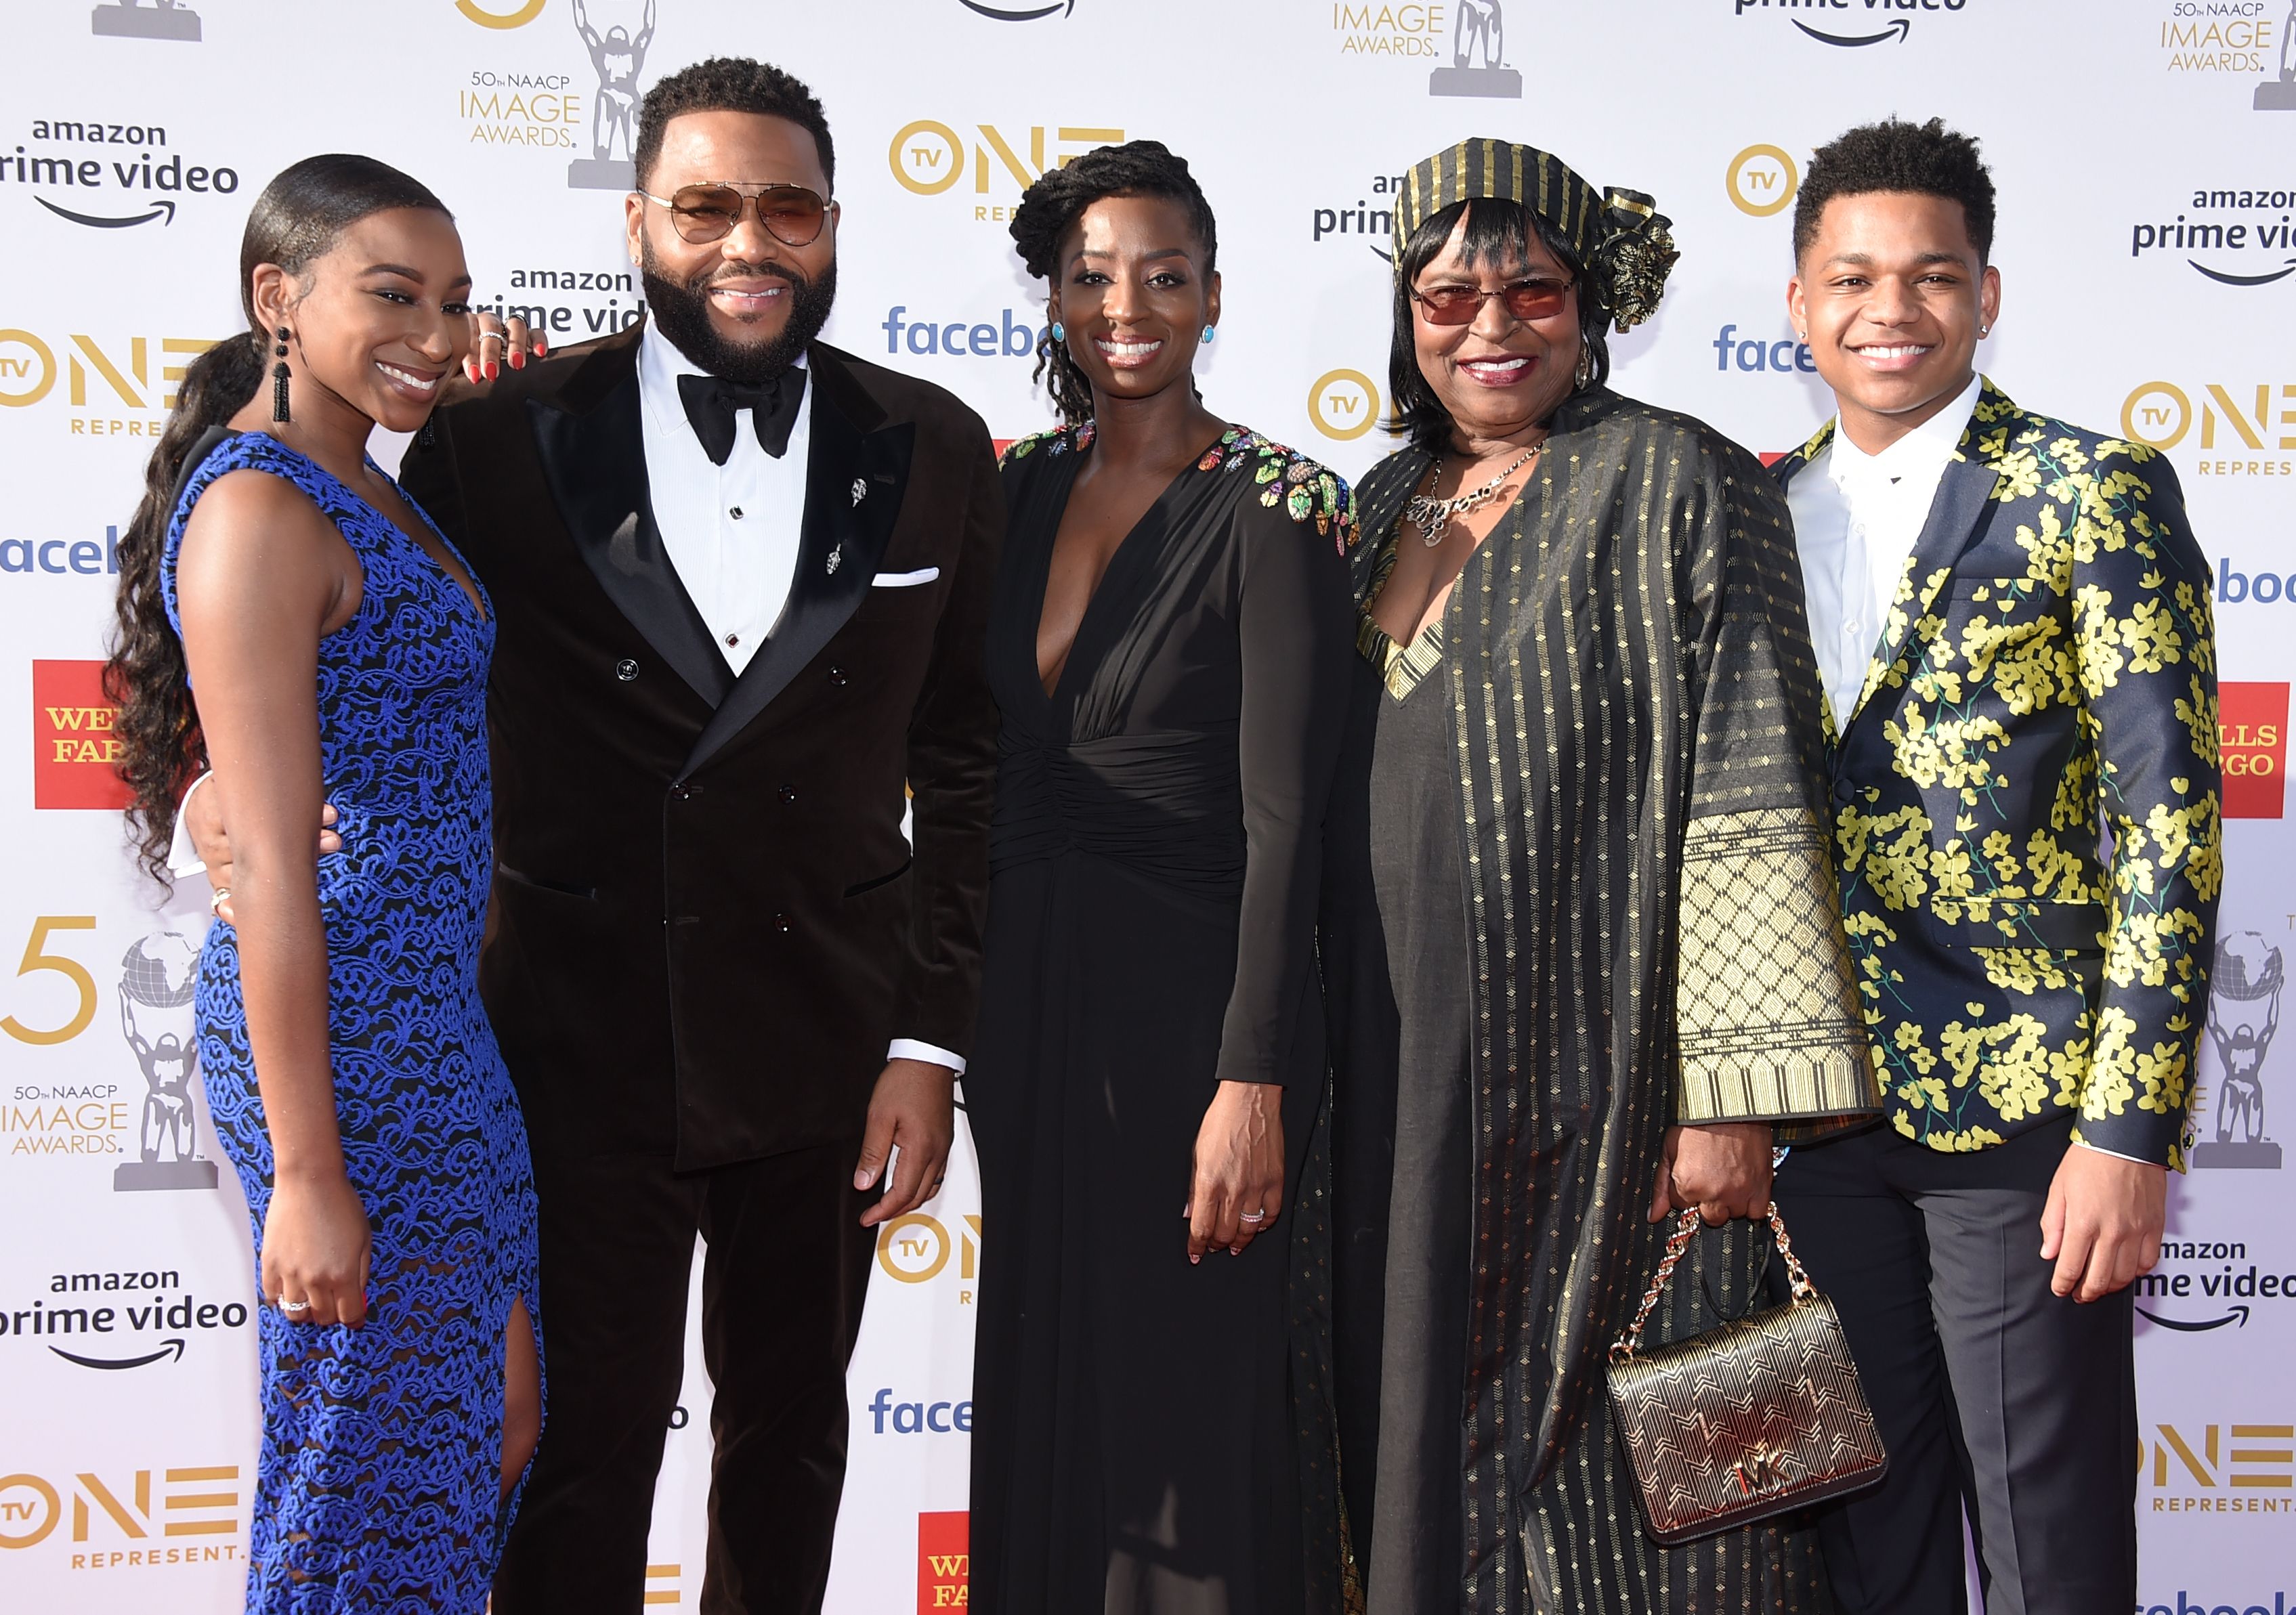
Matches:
[965,142,1357,1615]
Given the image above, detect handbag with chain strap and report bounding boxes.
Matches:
[1605,1205,1888,1545]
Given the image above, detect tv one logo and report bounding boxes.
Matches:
[2219,683,2287,819]
[0,328,221,435]
[1726,144,1800,217]
[876,1211,981,1303]
[0,1465,240,1559]
[887,121,1123,221]
[2143,1419,2295,1513]
[2123,381,2296,452]
[1309,368,1382,442]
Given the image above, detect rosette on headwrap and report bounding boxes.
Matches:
[1390,137,1679,332]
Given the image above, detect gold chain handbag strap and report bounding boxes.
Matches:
[1610,1205,1819,1362]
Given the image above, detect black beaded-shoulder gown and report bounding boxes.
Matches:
[966,423,1355,1615]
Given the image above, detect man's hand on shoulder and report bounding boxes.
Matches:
[2040,1143,2167,1304]
[855,1057,955,1228]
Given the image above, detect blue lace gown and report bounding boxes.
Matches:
[162,433,543,1612]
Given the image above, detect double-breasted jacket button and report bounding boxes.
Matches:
[778,783,797,804]
[616,658,640,682]
[773,911,794,933]
[827,666,848,687]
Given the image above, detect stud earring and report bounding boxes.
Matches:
[271,326,291,423]
[1201,324,1216,343]
[1979,323,1991,337]
[1050,322,1065,343]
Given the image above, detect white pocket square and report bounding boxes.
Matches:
[871,567,939,588]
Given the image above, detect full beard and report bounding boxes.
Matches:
[641,240,837,385]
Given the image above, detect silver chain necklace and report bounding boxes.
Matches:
[1403,443,1543,547]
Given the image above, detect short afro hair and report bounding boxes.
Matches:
[1793,117,1994,264]
[635,57,834,192]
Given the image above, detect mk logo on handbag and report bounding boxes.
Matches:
[1732,1445,1793,1497]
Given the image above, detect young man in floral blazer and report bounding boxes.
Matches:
[1768,119,2220,1615]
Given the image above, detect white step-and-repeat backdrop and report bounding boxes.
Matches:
[2,2,2289,1611]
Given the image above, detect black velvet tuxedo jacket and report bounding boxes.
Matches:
[397,326,1002,1170]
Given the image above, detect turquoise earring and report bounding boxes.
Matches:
[1051,322,1065,343]
[1202,324,1216,343]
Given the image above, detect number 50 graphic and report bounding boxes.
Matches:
[1,917,99,1045]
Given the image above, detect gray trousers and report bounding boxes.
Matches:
[1772,1117,2138,1615]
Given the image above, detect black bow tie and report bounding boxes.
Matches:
[676,369,803,465]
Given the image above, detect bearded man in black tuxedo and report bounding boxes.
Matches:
[186,57,1000,1615]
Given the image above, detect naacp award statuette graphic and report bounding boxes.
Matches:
[2259,2,2296,110]
[2198,931,2283,1169]
[90,0,201,40]
[1430,0,1520,100]
[114,931,219,1192]
[568,0,657,189]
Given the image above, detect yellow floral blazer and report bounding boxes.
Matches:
[1773,380,2221,1166]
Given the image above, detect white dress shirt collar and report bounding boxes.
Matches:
[1826,370,1984,496]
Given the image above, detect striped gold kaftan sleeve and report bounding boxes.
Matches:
[1673,450,1877,1124]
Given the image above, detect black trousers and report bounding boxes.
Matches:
[492,1137,876,1615]
[1772,1117,2138,1615]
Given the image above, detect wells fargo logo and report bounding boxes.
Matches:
[887,121,1122,222]
[0,328,221,435]
[33,662,129,811]
[1308,368,1382,442]
[0,1464,240,1562]
[2144,1420,2295,1515]
[1726,144,1800,218]
[2219,683,2288,820]
[2123,380,2296,452]
[876,1213,981,1306]
[917,1511,967,1612]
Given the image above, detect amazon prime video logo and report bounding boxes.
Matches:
[1,1266,251,1371]
[2198,930,2283,1169]
[114,931,218,1191]
[90,0,200,41]
[7,116,239,230]
[1728,0,1967,49]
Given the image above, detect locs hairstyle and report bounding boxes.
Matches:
[633,56,836,192]
[104,154,452,881]
[1791,116,1997,264]
[1007,139,1218,429]
[1387,197,1611,454]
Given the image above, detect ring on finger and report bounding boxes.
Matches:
[278,1297,311,1315]
[477,328,509,345]
[1239,1209,1267,1224]
[209,886,232,916]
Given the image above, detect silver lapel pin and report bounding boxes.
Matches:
[851,477,868,507]
[826,541,843,576]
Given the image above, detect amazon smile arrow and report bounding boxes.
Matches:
[35,196,177,230]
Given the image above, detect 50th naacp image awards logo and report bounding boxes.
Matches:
[2261,0,2296,107]
[1431,1,1519,98]
[568,0,656,190]
[2199,930,2284,1169]
[89,0,199,41]
[115,930,217,1192]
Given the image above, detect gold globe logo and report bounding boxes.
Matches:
[456,0,549,27]
[1726,145,1800,219]
[1309,368,1381,442]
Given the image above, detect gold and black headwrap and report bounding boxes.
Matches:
[1392,137,1680,331]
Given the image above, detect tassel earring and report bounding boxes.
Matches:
[271,326,291,423]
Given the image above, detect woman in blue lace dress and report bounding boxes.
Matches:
[106,154,541,1612]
